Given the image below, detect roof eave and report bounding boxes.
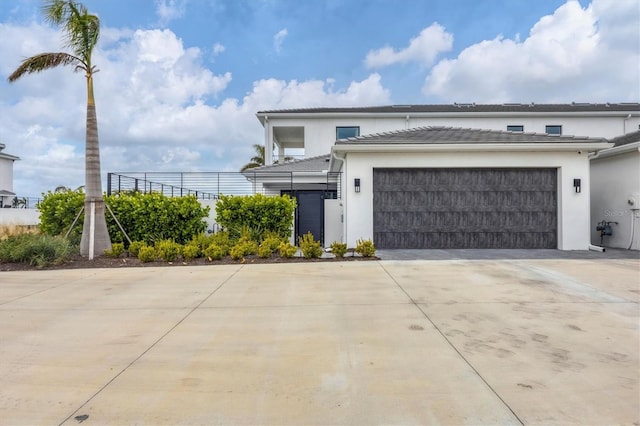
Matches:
[590,141,640,160]
[332,142,613,153]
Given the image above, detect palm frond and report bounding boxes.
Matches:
[42,1,99,63]
[7,52,83,82]
[241,162,262,172]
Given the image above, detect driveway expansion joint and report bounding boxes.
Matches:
[57,265,244,426]
[378,261,526,426]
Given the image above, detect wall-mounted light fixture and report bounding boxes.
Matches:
[573,178,581,193]
[354,178,361,193]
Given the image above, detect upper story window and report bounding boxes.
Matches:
[336,126,360,140]
[507,125,524,132]
[545,125,562,135]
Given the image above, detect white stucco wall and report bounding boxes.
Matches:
[339,150,592,250]
[324,199,343,246]
[590,149,640,250]
[265,114,640,160]
[0,208,40,226]
[0,157,14,192]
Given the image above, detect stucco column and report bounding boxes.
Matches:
[264,116,273,166]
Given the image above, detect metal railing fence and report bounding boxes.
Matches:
[0,196,42,209]
[107,171,342,199]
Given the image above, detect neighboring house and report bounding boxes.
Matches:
[255,103,639,249]
[590,131,640,250]
[0,143,20,208]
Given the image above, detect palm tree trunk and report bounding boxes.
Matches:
[80,73,111,257]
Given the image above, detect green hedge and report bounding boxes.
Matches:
[37,190,210,246]
[215,194,296,241]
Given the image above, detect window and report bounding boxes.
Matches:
[336,126,360,140]
[545,125,562,135]
[507,125,524,132]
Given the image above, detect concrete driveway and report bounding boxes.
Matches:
[0,259,638,425]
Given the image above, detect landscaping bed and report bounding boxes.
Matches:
[0,252,378,272]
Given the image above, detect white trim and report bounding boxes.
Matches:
[332,142,613,154]
[589,141,640,160]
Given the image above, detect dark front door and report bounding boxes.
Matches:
[283,190,325,245]
[373,168,558,249]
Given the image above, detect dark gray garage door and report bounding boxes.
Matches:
[373,168,557,249]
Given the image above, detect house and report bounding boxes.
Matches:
[0,143,20,208]
[257,103,639,165]
[590,130,640,250]
[255,103,639,249]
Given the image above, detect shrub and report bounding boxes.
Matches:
[37,189,85,244]
[298,232,323,259]
[209,231,232,252]
[203,243,227,261]
[355,238,376,257]
[104,242,125,258]
[261,233,284,252]
[330,241,348,258]
[106,193,209,245]
[215,194,296,241]
[137,246,156,263]
[0,234,73,268]
[278,242,297,258]
[128,241,147,257]
[257,242,274,258]
[182,243,200,260]
[230,239,259,260]
[38,190,210,246]
[155,240,182,262]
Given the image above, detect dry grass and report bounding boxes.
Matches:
[0,224,39,240]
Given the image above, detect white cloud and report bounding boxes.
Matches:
[273,28,288,53]
[155,0,186,27]
[365,23,453,68]
[0,22,390,196]
[423,0,640,102]
[212,42,225,55]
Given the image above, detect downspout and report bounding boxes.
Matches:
[627,212,636,250]
[332,149,347,243]
[406,115,410,129]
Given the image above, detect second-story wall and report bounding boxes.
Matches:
[264,112,640,160]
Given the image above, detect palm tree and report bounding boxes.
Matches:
[8,0,111,258]
[240,144,265,171]
[240,144,294,171]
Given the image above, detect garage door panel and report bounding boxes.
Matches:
[376,190,556,212]
[373,168,557,249]
[374,231,558,249]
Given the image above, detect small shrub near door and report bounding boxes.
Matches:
[330,241,347,258]
[299,232,323,259]
[279,242,297,258]
[355,239,376,257]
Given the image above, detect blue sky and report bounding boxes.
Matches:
[0,0,638,197]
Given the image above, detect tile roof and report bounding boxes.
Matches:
[258,103,640,114]
[244,154,331,173]
[335,126,606,145]
[609,130,640,147]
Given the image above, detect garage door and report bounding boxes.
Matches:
[373,168,557,249]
